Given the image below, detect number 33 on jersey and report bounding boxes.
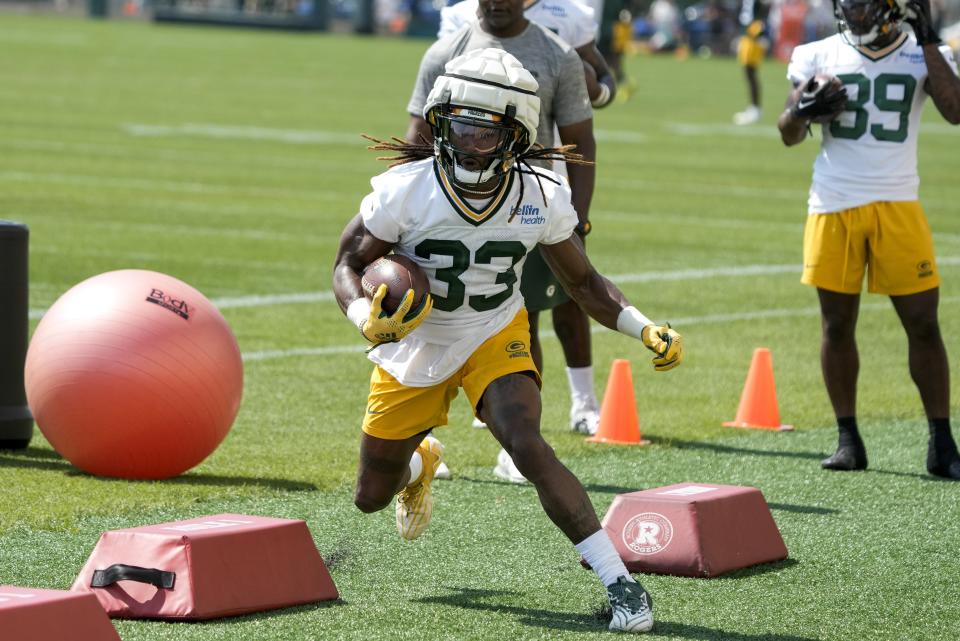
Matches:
[358,157,578,386]
[788,32,959,214]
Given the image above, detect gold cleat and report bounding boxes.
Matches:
[396,435,444,540]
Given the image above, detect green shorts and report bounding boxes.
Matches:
[520,246,570,312]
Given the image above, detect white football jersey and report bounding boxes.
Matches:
[360,158,578,386]
[438,0,597,49]
[787,33,958,214]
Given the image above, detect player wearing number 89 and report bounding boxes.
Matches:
[778,0,960,479]
[333,48,681,633]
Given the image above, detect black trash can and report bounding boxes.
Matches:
[0,221,33,450]
[89,0,108,18]
[354,0,375,34]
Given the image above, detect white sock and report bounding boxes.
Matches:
[566,366,597,408]
[407,451,423,486]
[575,530,634,588]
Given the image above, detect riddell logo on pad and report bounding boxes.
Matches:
[622,512,674,555]
[146,288,191,320]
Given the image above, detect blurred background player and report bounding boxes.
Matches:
[597,0,637,92]
[777,0,960,478]
[335,48,682,632]
[437,0,618,109]
[733,0,771,124]
[647,0,682,53]
[408,0,600,482]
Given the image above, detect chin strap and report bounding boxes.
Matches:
[453,164,500,194]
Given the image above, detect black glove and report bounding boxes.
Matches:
[905,0,942,46]
[791,75,848,122]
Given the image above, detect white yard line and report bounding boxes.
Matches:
[594,208,804,230]
[600,180,806,201]
[123,123,361,145]
[666,121,960,137]
[30,261,801,319]
[0,137,370,173]
[243,295,960,362]
[34,219,321,244]
[214,291,337,308]
[121,122,649,146]
[0,170,339,202]
[29,255,960,338]
[26,244,312,274]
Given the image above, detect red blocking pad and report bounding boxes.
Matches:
[72,514,339,620]
[601,483,788,577]
[0,586,122,641]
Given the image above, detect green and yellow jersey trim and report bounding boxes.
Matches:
[433,160,516,227]
[856,32,908,62]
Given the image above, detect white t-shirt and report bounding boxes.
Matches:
[360,158,578,386]
[437,0,597,49]
[787,32,958,214]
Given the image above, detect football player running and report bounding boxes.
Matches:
[777,0,960,478]
[333,49,682,633]
[417,0,606,483]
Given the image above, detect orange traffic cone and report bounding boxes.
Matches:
[586,359,650,445]
[723,348,793,431]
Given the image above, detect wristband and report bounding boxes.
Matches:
[616,306,654,340]
[591,83,612,108]
[346,297,372,331]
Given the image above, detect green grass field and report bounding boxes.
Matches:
[2,15,959,640]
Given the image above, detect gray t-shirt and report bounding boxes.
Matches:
[407,21,592,149]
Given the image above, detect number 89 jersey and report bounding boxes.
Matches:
[359,158,578,386]
[787,33,959,214]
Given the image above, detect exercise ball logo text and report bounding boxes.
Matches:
[622,512,674,555]
[146,288,192,320]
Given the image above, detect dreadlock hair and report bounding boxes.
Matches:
[361,133,594,216]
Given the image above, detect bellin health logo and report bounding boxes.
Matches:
[514,204,544,225]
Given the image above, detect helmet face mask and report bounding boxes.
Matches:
[833,0,904,46]
[423,48,541,194]
[432,106,524,191]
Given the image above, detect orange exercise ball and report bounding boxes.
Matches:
[25,270,243,479]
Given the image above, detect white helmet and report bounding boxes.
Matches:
[424,48,541,191]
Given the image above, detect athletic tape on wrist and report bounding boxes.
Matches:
[591,83,612,108]
[617,306,654,341]
[346,297,372,331]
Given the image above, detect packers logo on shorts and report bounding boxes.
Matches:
[505,340,529,358]
[917,260,934,278]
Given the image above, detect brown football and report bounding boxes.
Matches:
[361,255,431,316]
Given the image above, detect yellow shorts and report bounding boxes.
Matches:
[362,309,540,440]
[612,22,631,53]
[737,23,766,67]
[801,201,939,296]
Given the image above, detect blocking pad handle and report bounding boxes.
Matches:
[91,564,176,589]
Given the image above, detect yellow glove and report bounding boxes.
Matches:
[359,284,432,345]
[641,323,683,372]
